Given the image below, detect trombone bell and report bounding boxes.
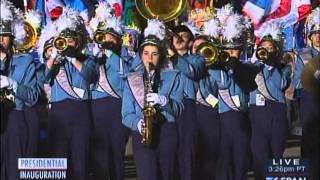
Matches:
[197,42,218,66]
[256,47,269,61]
[94,32,106,45]
[53,37,68,51]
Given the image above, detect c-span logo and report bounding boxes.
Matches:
[18,158,67,179]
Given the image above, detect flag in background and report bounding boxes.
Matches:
[242,0,273,25]
[243,0,312,50]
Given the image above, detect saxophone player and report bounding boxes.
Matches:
[0,1,40,179]
[121,19,184,180]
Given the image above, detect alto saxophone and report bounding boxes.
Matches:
[141,64,157,147]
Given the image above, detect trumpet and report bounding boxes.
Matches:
[197,42,230,66]
[141,64,157,147]
[197,42,219,66]
[256,47,269,61]
[53,37,68,52]
[94,31,107,45]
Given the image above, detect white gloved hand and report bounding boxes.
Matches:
[314,70,320,80]
[92,43,102,57]
[50,48,58,59]
[0,75,17,91]
[137,119,144,134]
[146,93,168,107]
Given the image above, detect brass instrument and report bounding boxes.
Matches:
[15,22,38,53]
[53,36,68,52]
[256,47,269,61]
[94,31,107,45]
[197,42,219,66]
[141,64,157,147]
[135,0,187,22]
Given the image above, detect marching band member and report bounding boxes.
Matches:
[192,33,220,180]
[88,2,129,180]
[293,7,320,179]
[121,19,183,180]
[169,23,205,180]
[0,1,40,179]
[38,7,97,179]
[250,22,292,180]
[202,6,252,179]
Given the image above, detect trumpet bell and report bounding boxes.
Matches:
[53,37,68,51]
[256,47,269,61]
[197,42,218,66]
[135,0,187,22]
[15,22,38,53]
[94,32,106,45]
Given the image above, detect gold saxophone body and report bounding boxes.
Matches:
[141,65,157,147]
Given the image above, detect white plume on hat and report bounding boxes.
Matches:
[89,1,123,36]
[25,10,42,29]
[216,4,233,25]
[255,21,283,41]
[306,7,320,32]
[55,7,84,34]
[221,13,245,42]
[37,23,59,63]
[203,18,220,38]
[0,0,15,22]
[144,19,166,40]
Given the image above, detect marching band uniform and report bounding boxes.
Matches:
[203,9,251,180]
[0,2,40,179]
[293,8,320,179]
[195,74,220,180]
[121,20,183,180]
[38,8,97,180]
[171,25,206,180]
[249,22,292,179]
[192,35,220,180]
[88,4,129,179]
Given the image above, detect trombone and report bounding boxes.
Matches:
[53,36,68,52]
[196,42,230,66]
[256,47,269,61]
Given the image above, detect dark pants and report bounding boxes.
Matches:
[195,104,220,180]
[300,90,320,180]
[132,122,178,180]
[176,99,198,180]
[48,99,91,180]
[249,101,288,180]
[90,97,129,180]
[215,110,250,180]
[23,106,40,157]
[5,110,28,180]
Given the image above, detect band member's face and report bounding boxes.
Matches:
[310,32,320,48]
[142,45,160,68]
[173,32,192,51]
[192,38,207,54]
[104,33,120,45]
[223,49,241,59]
[44,46,54,60]
[260,40,276,53]
[66,37,77,48]
[0,35,11,50]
